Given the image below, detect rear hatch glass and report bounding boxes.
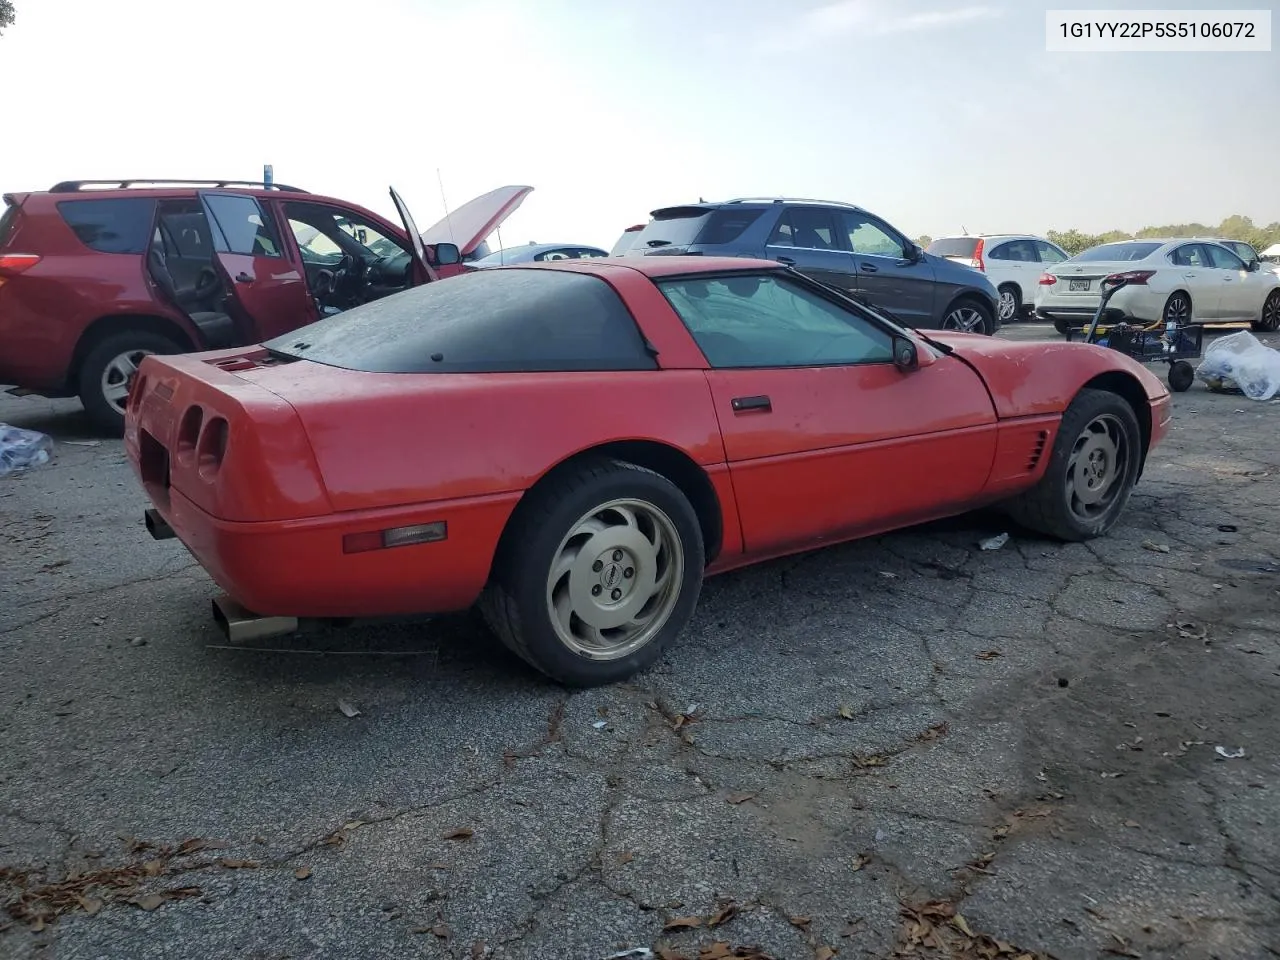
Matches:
[925,237,980,258]
[630,206,764,254]
[0,199,20,248]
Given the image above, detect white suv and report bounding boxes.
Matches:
[926,234,1070,323]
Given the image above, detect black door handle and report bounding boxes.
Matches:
[860,263,879,273]
[235,272,253,283]
[776,256,795,265]
[731,395,771,412]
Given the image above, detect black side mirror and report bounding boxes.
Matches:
[905,243,923,262]
[431,242,461,266]
[1246,259,1259,272]
[892,335,919,372]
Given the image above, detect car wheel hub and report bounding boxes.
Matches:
[546,498,683,660]
[1067,414,1129,516]
[998,292,1016,320]
[944,307,984,333]
[101,349,154,414]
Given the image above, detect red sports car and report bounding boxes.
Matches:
[125,256,1173,686]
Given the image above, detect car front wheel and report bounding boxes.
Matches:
[480,457,705,687]
[1003,387,1142,541]
[78,330,185,435]
[997,285,1021,323]
[1162,292,1192,326]
[1253,290,1280,333]
[941,297,995,335]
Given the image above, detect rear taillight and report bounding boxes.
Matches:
[0,253,40,275]
[972,238,985,272]
[343,521,448,554]
[1038,273,1058,286]
[197,417,229,478]
[1104,270,1156,285]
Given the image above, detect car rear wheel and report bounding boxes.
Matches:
[997,285,1021,323]
[1162,292,1192,327]
[1253,290,1280,333]
[78,330,185,435]
[942,297,994,335]
[1003,388,1142,542]
[480,457,704,687]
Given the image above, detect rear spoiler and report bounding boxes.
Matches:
[3,193,29,208]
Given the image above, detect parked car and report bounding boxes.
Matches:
[926,234,1069,323]
[470,242,607,267]
[1201,238,1280,277]
[618,198,1001,334]
[1034,238,1280,335]
[126,255,1171,687]
[609,224,645,257]
[0,179,531,432]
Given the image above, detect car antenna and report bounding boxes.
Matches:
[436,167,456,251]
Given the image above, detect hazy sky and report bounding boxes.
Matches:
[1,0,1275,250]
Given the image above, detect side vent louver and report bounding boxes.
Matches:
[1027,430,1049,471]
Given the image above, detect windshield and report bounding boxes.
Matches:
[1071,242,1162,262]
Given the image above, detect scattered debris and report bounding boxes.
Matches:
[916,721,950,742]
[707,902,738,928]
[1195,330,1280,400]
[838,704,857,720]
[0,423,54,477]
[879,571,898,579]
[593,720,609,730]
[336,698,361,718]
[1141,539,1171,554]
[1218,524,1239,533]
[1215,746,1246,760]
[897,899,1049,959]
[662,915,704,932]
[294,866,312,880]
[606,950,656,960]
[978,533,1010,551]
[129,887,201,912]
[725,792,756,806]
[851,853,870,871]
[443,827,475,841]
[975,650,1002,661]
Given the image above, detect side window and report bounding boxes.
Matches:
[768,208,841,250]
[657,273,894,369]
[57,198,156,254]
[535,249,574,261]
[987,242,1012,261]
[156,205,214,259]
[288,219,343,263]
[332,212,401,258]
[1170,244,1208,268]
[1035,240,1067,263]
[842,213,907,258]
[1205,244,1245,270]
[202,194,283,258]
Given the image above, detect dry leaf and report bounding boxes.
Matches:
[217,858,260,869]
[851,853,869,871]
[618,851,636,865]
[663,915,704,932]
[79,897,103,916]
[133,894,166,912]
[708,903,738,927]
[471,940,487,959]
[431,923,452,939]
[337,698,361,718]
[976,650,1002,660]
[816,948,837,960]
[176,838,228,856]
[294,866,312,880]
[142,859,165,877]
[656,948,688,960]
[790,915,811,929]
[726,792,756,805]
[443,827,474,840]
[1123,819,1141,829]
[838,704,856,720]
[840,918,864,937]
[952,913,976,937]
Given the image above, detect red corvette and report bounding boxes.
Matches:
[125,256,1172,686]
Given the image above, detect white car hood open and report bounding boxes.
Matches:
[419,185,534,257]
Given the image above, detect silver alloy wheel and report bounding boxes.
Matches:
[1065,413,1130,522]
[997,290,1017,321]
[101,348,154,413]
[1164,294,1190,326]
[943,305,986,333]
[1262,292,1280,332]
[545,498,684,660]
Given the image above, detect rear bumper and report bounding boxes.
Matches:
[149,486,521,618]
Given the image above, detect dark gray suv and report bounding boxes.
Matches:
[616,198,1001,334]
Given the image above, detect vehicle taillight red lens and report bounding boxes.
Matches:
[0,254,40,275]
[1038,273,1057,285]
[972,238,985,271]
[1104,270,1156,285]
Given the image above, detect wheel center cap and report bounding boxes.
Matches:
[602,563,623,589]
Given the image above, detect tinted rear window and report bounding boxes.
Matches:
[630,207,712,252]
[266,268,658,374]
[1073,242,1162,262]
[925,237,980,258]
[0,201,19,248]
[57,198,155,254]
[610,229,642,257]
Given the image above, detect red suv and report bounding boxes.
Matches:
[0,179,531,431]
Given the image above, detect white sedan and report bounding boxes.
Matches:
[1034,238,1280,334]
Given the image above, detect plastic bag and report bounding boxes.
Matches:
[1195,331,1280,401]
[0,423,54,477]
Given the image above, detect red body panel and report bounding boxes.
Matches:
[124,257,1172,621]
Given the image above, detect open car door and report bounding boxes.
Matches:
[198,192,313,342]
[419,185,534,268]
[389,186,439,285]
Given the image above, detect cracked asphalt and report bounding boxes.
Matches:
[2,323,1279,960]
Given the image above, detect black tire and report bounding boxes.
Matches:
[1162,291,1192,327]
[479,457,705,687]
[1252,290,1280,333]
[996,285,1022,325]
[78,330,186,435]
[1003,388,1142,542]
[1053,317,1070,336]
[941,296,995,336]
[1168,360,1194,393]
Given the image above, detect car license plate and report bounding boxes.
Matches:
[1069,278,1091,292]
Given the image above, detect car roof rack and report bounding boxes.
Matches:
[723,196,866,210]
[48,179,310,193]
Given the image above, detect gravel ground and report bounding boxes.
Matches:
[1,323,1278,960]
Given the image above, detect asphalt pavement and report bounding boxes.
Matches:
[1,321,1278,960]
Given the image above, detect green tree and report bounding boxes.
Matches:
[915,235,932,248]
[0,1,14,36]
[1046,215,1280,257]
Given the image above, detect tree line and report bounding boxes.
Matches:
[917,215,1280,257]
[0,1,13,35]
